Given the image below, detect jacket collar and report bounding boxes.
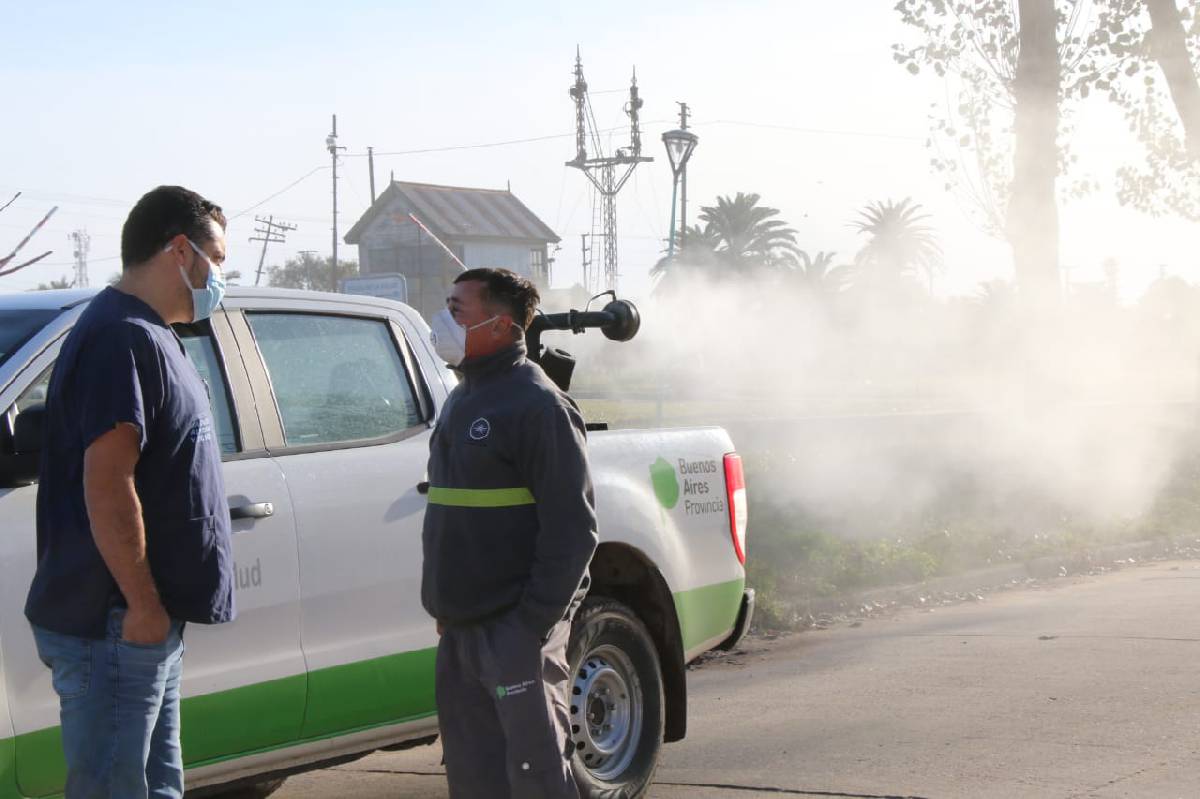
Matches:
[456,342,526,386]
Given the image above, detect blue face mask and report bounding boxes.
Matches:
[176,238,226,322]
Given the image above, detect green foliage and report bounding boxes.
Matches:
[267,253,358,292]
[698,192,801,270]
[893,0,1200,225]
[33,275,72,290]
[1092,0,1200,219]
[791,250,854,298]
[651,193,800,289]
[850,198,943,293]
[739,439,1198,631]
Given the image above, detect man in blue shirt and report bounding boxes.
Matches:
[25,185,236,799]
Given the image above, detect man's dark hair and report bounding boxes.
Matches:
[455,268,541,330]
[121,185,226,269]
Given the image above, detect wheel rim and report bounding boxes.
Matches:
[569,644,643,780]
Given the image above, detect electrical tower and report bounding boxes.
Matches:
[69,229,90,287]
[249,216,297,286]
[566,49,652,294]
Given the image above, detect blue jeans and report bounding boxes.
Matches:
[32,607,186,799]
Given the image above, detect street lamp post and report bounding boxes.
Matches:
[662,103,698,259]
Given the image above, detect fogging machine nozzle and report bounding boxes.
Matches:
[526,297,641,392]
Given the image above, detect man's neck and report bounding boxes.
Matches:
[114,269,187,326]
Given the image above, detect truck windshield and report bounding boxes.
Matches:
[0,309,59,369]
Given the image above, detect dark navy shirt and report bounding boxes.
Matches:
[25,287,235,639]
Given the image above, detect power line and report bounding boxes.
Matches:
[700,119,924,142]
[229,166,329,221]
[334,118,920,161]
[346,131,580,158]
[4,118,921,232]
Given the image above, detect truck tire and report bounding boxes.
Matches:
[567,597,665,799]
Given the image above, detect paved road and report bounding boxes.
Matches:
[276,560,1200,798]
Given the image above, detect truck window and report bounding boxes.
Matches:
[2,328,240,465]
[15,366,51,413]
[245,313,424,447]
[0,309,59,369]
[178,331,240,455]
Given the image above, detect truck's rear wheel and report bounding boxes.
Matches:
[567,598,664,799]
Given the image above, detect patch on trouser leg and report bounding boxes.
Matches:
[487,616,579,799]
[436,630,511,798]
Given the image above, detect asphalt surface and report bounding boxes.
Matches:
[275,560,1200,798]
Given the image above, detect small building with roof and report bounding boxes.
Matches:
[344,180,560,321]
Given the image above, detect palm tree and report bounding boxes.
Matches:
[700,192,800,272]
[650,224,719,290]
[792,250,853,298]
[650,193,800,290]
[850,198,943,293]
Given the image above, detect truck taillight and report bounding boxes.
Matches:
[723,453,747,565]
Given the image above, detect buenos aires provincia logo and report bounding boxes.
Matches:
[469,418,491,440]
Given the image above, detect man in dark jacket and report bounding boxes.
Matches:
[422,268,598,799]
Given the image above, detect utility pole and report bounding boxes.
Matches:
[249,215,297,286]
[565,49,653,294]
[326,114,346,286]
[368,146,377,204]
[580,233,592,289]
[69,229,90,287]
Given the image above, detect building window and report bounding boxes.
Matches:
[530,248,546,283]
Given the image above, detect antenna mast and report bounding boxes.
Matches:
[566,49,652,293]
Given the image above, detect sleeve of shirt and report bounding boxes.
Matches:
[516,399,599,640]
[76,322,163,453]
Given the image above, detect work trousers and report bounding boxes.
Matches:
[436,612,579,799]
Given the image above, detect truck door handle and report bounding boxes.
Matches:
[230,502,275,520]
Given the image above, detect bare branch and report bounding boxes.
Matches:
[0,251,54,278]
[0,206,58,269]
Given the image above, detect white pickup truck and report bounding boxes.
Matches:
[0,287,752,799]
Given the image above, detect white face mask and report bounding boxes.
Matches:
[429,309,500,366]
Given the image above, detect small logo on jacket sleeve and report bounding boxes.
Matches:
[469,418,491,440]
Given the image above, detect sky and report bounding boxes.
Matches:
[1,0,1195,304]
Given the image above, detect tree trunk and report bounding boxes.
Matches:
[1006,0,1062,310]
[1145,0,1200,160]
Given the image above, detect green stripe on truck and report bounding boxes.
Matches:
[1,579,743,798]
[674,577,745,652]
[3,648,437,799]
[426,487,536,508]
[0,734,14,799]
